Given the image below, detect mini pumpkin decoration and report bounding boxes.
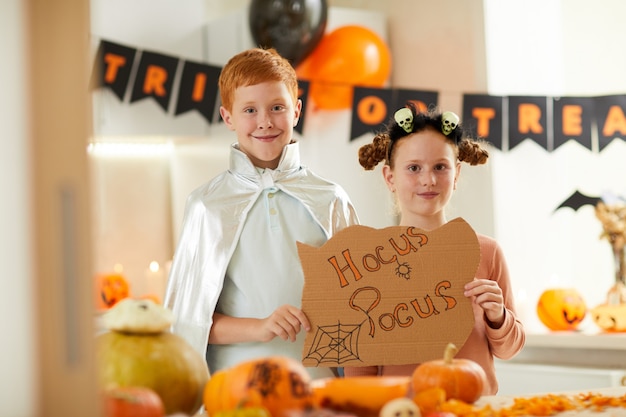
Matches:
[203,356,314,417]
[411,343,486,404]
[591,303,626,332]
[96,273,130,310]
[96,298,209,416]
[536,288,587,331]
[379,398,420,417]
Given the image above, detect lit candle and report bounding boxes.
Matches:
[143,261,166,304]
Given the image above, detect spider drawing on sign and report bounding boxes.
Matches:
[395,260,412,280]
[303,321,362,365]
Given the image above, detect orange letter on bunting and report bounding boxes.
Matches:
[562,105,582,136]
[103,53,126,84]
[471,108,495,137]
[602,105,626,137]
[143,65,168,96]
[518,103,544,134]
[192,73,207,102]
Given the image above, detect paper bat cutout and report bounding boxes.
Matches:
[555,190,601,212]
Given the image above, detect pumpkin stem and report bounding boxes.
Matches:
[443,343,458,364]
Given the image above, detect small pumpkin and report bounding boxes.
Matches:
[591,303,626,332]
[203,356,314,417]
[536,288,587,331]
[96,299,209,416]
[310,376,410,417]
[379,398,420,417]
[411,343,486,404]
[101,386,164,417]
[96,273,130,310]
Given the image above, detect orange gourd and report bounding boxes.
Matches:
[96,273,130,310]
[311,376,410,417]
[203,356,314,417]
[536,288,587,331]
[411,343,486,404]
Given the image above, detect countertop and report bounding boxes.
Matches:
[508,331,626,369]
[525,331,626,350]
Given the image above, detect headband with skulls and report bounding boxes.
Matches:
[394,108,413,133]
[441,111,460,136]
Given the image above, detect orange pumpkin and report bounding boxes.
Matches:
[203,356,314,417]
[95,273,130,310]
[411,343,486,404]
[536,288,587,331]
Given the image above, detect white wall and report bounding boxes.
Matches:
[484,0,626,331]
[89,0,626,335]
[0,1,36,416]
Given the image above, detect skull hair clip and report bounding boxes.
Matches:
[441,111,460,135]
[394,108,413,133]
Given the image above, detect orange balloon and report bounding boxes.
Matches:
[296,25,392,110]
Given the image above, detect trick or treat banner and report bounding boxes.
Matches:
[93,39,626,152]
[297,218,480,367]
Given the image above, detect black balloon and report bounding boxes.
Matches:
[249,0,328,66]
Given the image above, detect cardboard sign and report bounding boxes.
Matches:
[297,218,480,368]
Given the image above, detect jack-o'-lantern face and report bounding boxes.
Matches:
[536,288,587,331]
[592,303,626,332]
[96,273,130,310]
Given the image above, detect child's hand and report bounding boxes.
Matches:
[260,304,311,342]
[464,278,505,328]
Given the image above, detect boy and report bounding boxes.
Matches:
[164,48,359,379]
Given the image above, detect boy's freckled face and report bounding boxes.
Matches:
[221,81,301,169]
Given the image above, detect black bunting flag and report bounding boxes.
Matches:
[92,39,626,152]
[463,94,503,150]
[175,60,221,123]
[394,88,439,114]
[130,50,179,112]
[350,87,393,141]
[594,94,626,151]
[94,40,137,100]
[508,96,548,151]
[552,97,594,151]
[296,80,310,135]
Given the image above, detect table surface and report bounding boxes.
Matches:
[475,386,626,416]
[190,386,626,417]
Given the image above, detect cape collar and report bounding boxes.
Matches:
[229,142,301,188]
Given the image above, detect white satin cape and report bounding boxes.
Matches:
[164,142,359,362]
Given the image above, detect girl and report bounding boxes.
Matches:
[344,104,525,395]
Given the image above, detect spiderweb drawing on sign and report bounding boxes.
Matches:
[303,321,362,365]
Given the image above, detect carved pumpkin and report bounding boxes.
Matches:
[591,303,626,332]
[203,356,314,417]
[411,343,486,404]
[536,288,587,331]
[96,273,130,310]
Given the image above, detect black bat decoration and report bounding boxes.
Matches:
[555,190,602,212]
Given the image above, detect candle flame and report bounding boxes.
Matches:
[149,261,160,273]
